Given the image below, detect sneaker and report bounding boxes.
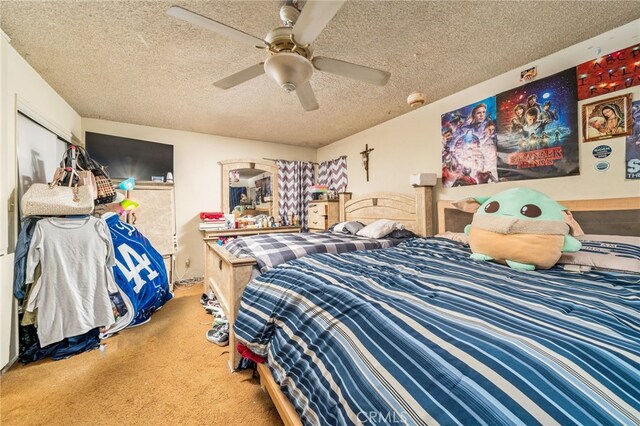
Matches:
[212,317,228,327]
[206,328,229,346]
[204,305,223,315]
[203,299,220,308]
[200,293,209,305]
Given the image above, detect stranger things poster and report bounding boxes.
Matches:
[495,68,579,182]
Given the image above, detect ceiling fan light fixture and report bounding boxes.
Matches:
[264,53,313,93]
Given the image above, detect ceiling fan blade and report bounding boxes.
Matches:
[296,82,319,111]
[292,0,346,46]
[214,63,265,89]
[312,56,390,86]
[167,6,268,48]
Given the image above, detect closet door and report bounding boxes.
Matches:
[128,188,175,256]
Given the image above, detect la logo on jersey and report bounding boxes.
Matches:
[115,243,159,293]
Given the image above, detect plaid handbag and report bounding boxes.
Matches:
[60,145,116,205]
[92,167,117,204]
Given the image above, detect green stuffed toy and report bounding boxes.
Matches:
[456,188,582,271]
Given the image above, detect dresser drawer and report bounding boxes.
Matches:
[307,211,327,230]
[308,201,340,230]
[308,203,327,217]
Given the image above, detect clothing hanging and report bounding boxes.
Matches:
[25,216,118,347]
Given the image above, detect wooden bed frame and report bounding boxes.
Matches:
[255,195,640,426]
[203,186,433,371]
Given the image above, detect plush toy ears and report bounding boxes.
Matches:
[452,196,490,213]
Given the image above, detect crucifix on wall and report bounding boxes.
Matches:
[360,144,374,182]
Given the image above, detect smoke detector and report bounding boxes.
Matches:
[407,92,425,108]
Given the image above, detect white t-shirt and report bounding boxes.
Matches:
[26,216,117,347]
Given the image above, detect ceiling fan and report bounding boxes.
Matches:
[166,0,390,111]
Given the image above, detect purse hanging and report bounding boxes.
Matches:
[21,173,94,217]
[60,145,116,204]
[52,165,98,200]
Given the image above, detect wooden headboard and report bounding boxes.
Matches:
[338,186,433,237]
[437,197,640,236]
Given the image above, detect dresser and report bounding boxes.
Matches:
[308,200,340,231]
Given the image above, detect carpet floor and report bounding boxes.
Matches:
[0,285,283,426]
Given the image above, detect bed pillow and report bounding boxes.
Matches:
[343,221,366,235]
[329,221,365,235]
[356,219,402,239]
[386,229,418,239]
[435,232,469,245]
[557,234,640,273]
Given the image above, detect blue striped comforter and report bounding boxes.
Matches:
[234,238,640,425]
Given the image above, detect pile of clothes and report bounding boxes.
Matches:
[14,212,172,364]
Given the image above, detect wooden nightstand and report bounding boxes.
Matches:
[308,200,340,231]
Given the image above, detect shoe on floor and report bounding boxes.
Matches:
[212,317,228,327]
[206,328,229,346]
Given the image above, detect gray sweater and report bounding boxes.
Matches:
[26,216,117,347]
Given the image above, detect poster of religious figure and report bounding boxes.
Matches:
[495,68,579,182]
[626,100,640,180]
[441,96,498,187]
[582,93,633,142]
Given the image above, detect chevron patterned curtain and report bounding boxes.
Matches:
[318,156,348,193]
[276,160,314,230]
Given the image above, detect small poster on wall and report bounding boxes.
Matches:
[495,68,579,182]
[441,96,498,187]
[576,44,640,100]
[626,100,640,180]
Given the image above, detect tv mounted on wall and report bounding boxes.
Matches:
[85,132,174,182]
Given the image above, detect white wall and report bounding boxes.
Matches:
[81,119,316,279]
[0,33,82,369]
[318,20,640,204]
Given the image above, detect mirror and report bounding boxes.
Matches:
[220,159,279,218]
[229,168,273,215]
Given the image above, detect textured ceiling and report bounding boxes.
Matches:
[1,1,639,148]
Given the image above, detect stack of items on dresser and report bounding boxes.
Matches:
[198,211,227,231]
[13,145,172,364]
[200,292,229,346]
[309,184,328,200]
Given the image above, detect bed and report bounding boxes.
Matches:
[204,186,433,370]
[234,196,640,426]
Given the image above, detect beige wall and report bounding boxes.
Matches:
[82,118,316,279]
[318,19,640,204]
[1,33,82,369]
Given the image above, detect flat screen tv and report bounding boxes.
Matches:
[85,132,174,181]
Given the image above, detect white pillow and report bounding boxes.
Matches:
[557,234,640,274]
[356,219,401,239]
[332,222,347,233]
